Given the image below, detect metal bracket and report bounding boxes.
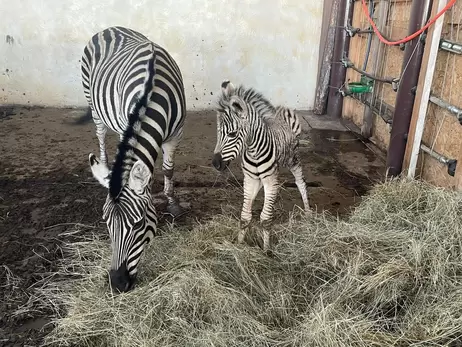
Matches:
[345,25,358,37]
[420,33,427,44]
[440,39,462,54]
[447,159,458,177]
[341,58,353,68]
[391,79,400,92]
[338,85,351,97]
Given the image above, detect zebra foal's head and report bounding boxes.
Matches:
[89,153,155,293]
[212,80,250,171]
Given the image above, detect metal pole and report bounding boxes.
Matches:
[420,144,449,164]
[386,0,432,177]
[420,143,457,176]
[429,94,462,122]
[314,0,342,115]
[326,0,354,118]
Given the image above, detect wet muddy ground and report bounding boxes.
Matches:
[0,107,385,346]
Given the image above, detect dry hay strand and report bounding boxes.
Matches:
[35,178,462,347]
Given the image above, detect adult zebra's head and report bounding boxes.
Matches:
[89,154,155,293]
[212,80,250,171]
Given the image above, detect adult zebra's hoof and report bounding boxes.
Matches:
[166,202,187,218]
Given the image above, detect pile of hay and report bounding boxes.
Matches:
[38,179,462,346]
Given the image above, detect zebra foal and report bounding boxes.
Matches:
[212,80,310,252]
[79,26,186,292]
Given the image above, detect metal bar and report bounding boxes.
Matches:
[386,0,432,177]
[429,94,462,123]
[440,39,462,54]
[420,144,449,164]
[314,0,342,115]
[345,26,397,44]
[420,143,457,176]
[327,0,354,118]
[342,57,399,86]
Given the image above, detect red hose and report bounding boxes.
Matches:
[361,0,456,46]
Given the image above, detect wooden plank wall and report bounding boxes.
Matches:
[341,0,462,190]
[343,0,411,151]
[406,2,462,189]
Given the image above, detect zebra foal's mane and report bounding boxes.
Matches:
[217,85,275,117]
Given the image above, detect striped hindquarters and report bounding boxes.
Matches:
[274,106,301,137]
[81,26,158,134]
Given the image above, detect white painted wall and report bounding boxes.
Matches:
[0,0,323,110]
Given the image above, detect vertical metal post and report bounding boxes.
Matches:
[314,0,342,115]
[386,0,432,177]
[326,0,354,118]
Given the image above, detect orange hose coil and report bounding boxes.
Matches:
[361,0,456,46]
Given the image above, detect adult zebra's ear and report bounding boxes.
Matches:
[128,160,151,194]
[89,153,110,188]
[221,80,235,98]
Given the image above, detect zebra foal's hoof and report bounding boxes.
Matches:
[255,234,272,253]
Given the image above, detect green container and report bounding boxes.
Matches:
[347,75,374,94]
[348,82,372,94]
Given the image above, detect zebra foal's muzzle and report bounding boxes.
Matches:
[109,262,137,293]
[212,153,229,172]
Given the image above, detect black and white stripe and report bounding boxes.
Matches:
[212,81,309,252]
[81,26,186,292]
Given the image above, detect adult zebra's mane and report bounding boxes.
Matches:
[108,46,156,200]
[217,85,275,116]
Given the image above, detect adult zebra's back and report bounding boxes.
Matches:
[81,26,187,292]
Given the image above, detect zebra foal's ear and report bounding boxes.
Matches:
[221,79,235,98]
[128,160,151,194]
[230,96,247,119]
[89,153,110,188]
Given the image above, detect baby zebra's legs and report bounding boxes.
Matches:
[239,174,262,244]
[289,162,310,212]
[259,174,280,253]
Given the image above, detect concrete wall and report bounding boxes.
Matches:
[0,0,323,110]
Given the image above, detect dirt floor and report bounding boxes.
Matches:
[0,106,385,346]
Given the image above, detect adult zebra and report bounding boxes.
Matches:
[79,26,186,292]
[212,81,310,253]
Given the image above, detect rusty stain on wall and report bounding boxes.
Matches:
[0,0,323,109]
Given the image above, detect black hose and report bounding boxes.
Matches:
[362,0,374,70]
[348,63,397,84]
